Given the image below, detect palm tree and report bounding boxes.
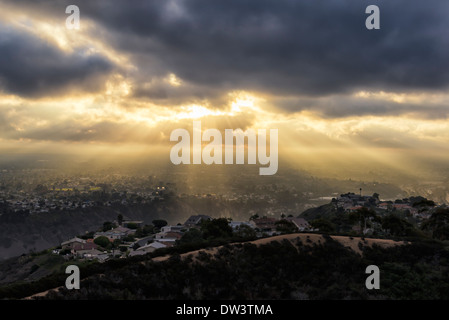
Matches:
[349,207,376,236]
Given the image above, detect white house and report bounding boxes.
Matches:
[131,241,167,256]
[95,226,134,240]
[76,248,104,260]
[161,225,184,233]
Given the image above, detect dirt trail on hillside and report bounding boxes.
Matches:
[26,233,408,299]
[152,233,408,263]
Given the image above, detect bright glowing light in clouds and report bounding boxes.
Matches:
[176,105,225,120]
[105,74,132,97]
[166,73,182,87]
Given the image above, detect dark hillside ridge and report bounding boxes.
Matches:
[1,233,447,300]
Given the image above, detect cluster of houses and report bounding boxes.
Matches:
[335,192,435,219]
[56,214,312,262]
[57,237,108,262]
[53,192,441,262]
[6,198,96,214]
[335,192,378,212]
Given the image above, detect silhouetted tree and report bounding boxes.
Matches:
[178,228,204,244]
[94,236,110,248]
[349,207,377,236]
[310,218,335,233]
[421,208,449,240]
[102,221,116,232]
[201,218,233,240]
[249,214,259,221]
[152,219,168,229]
[275,219,298,234]
[381,214,413,236]
[234,224,257,239]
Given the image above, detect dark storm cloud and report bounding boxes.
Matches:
[270,95,449,119]
[0,23,114,97]
[131,77,225,107]
[73,0,449,96]
[2,0,449,108]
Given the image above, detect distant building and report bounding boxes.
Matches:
[149,241,168,250]
[61,237,86,250]
[229,221,254,230]
[161,225,184,233]
[184,215,212,227]
[378,202,389,210]
[347,206,363,213]
[285,217,311,232]
[250,217,278,232]
[131,236,154,248]
[337,192,379,212]
[129,241,167,256]
[72,242,98,252]
[95,226,134,240]
[75,248,105,260]
[155,231,183,241]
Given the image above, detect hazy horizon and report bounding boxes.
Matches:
[1,0,449,195]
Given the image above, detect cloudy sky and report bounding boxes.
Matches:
[0,0,449,180]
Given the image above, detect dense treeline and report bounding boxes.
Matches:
[2,235,448,300]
